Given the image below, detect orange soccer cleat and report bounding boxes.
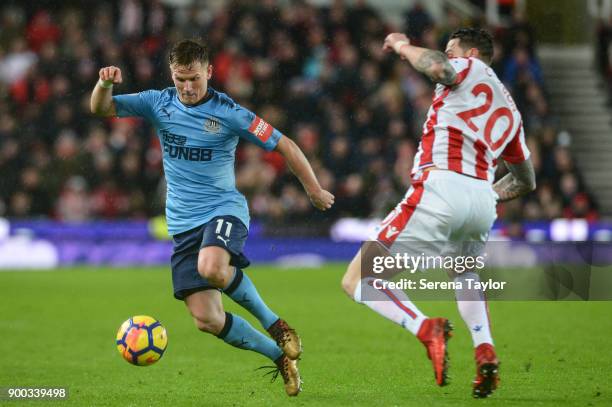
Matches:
[417,318,453,386]
[472,343,500,398]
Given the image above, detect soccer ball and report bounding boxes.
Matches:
[116,315,168,366]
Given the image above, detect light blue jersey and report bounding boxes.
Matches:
[113,87,281,235]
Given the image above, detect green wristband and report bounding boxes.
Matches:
[98,79,114,89]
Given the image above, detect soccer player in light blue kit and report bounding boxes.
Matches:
[90,39,334,396]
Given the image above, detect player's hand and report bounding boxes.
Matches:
[308,188,335,211]
[383,33,410,55]
[98,66,123,85]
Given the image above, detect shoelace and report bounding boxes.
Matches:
[256,365,284,383]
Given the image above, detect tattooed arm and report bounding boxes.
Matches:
[383,33,457,85]
[493,159,536,202]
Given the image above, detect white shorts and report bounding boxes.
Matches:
[375,170,498,258]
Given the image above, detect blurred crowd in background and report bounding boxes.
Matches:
[0,0,600,232]
[596,4,612,103]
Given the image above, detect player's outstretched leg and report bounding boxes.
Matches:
[224,267,279,328]
[185,290,301,396]
[454,271,499,397]
[199,245,302,360]
[341,243,452,386]
[224,267,302,360]
[217,312,283,361]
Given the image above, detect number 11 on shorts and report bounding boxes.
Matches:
[215,219,233,238]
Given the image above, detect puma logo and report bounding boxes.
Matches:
[161,108,172,119]
[217,235,229,246]
[235,337,249,348]
[238,293,250,305]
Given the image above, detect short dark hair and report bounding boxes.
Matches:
[449,28,494,64]
[168,39,209,66]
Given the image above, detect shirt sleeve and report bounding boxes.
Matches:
[501,121,531,163]
[228,103,281,151]
[448,57,473,86]
[112,90,160,121]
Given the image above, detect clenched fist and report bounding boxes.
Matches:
[98,66,123,85]
[382,33,410,55]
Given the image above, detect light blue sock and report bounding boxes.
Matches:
[217,313,283,362]
[224,268,279,330]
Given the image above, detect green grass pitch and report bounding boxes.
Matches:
[1,265,611,406]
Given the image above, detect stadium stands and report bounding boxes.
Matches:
[0,0,597,230]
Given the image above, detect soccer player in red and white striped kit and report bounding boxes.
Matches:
[342,28,535,398]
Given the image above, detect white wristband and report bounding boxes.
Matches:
[98,79,114,89]
[393,40,410,54]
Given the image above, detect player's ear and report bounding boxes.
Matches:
[468,47,480,59]
[206,64,213,80]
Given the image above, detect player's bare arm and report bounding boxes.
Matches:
[90,66,122,117]
[493,159,536,202]
[383,33,457,86]
[275,135,335,211]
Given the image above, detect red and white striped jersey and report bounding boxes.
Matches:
[412,57,530,182]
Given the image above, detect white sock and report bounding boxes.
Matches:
[454,272,493,347]
[353,277,426,335]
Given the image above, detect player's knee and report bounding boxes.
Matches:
[341,270,358,298]
[342,252,364,298]
[341,277,354,298]
[197,256,224,283]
